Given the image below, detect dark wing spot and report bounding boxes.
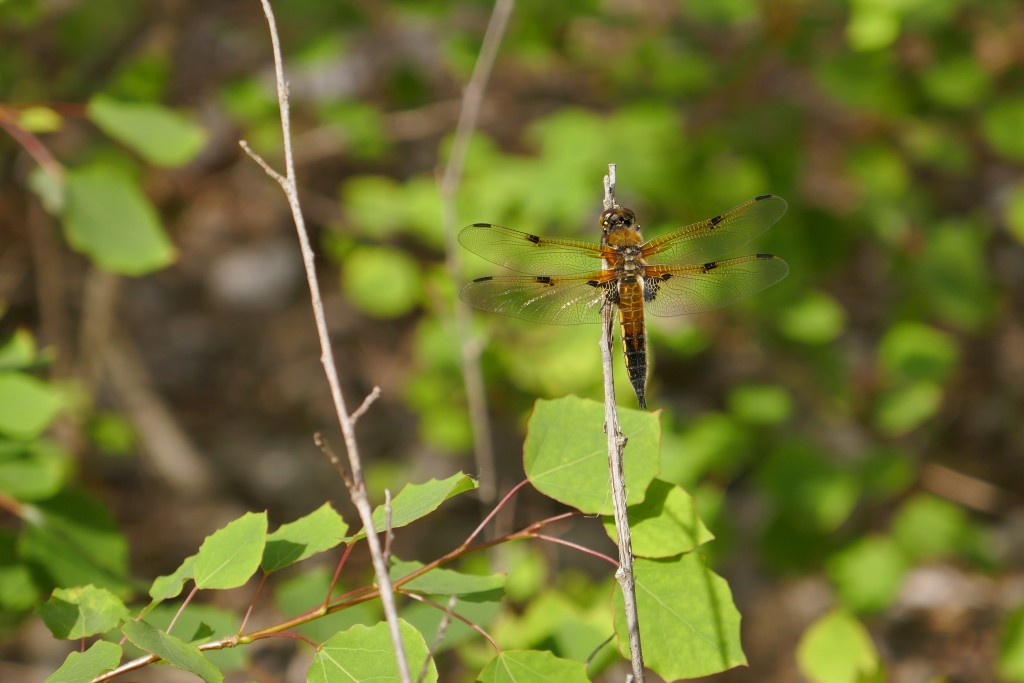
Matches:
[754,194,773,201]
[526,234,541,244]
[702,261,719,272]
[536,276,552,285]
[658,273,673,281]
[755,253,774,259]
[709,214,723,226]
[471,222,492,228]
[472,276,494,283]
[586,279,601,287]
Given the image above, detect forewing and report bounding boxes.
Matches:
[643,255,789,317]
[459,223,606,275]
[642,195,788,265]
[460,274,610,324]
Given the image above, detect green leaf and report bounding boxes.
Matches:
[355,472,477,538]
[341,245,423,318]
[20,489,131,596]
[891,494,971,561]
[757,442,859,532]
[44,640,122,683]
[873,381,943,436]
[308,619,437,683]
[603,479,714,558]
[999,606,1024,682]
[728,383,793,425]
[18,105,63,133]
[0,439,71,500]
[127,603,247,673]
[524,396,660,515]
[390,559,505,601]
[917,220,996,330]
[122,619,223,683]
[0,372,62,439]
[614,554,745,679]
[0,328,38,370]
[36,585,129,639]
[87,95,206,167]
[920,55,990,109]
[827,535,909,613]
[62,163,176,275]
[477,650,590,682]
[982,97,1024,162]
[796,608,880,683]
[778,291,846,344]
[148,554,196,605]
[846,4,900,51]
[194,511,267,590]
[262,503,349,572]
[878,322,959,383]
[0,530,40,611]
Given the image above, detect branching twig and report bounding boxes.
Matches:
[600,164,645,681]
[438,0,515,506]
[418,595,458,683]
[241,1,410,680]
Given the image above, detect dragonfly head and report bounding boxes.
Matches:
[600,206,637,233]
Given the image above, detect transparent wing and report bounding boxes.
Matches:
[641,195,788,265]
[460,274,611,324]
[459,223,607,276]
[643,254,789,317]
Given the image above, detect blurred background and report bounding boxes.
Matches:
[3,0,1024,681]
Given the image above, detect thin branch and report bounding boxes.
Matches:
[383,489,394,567]
[438,0,515,506]
[351,386,382,424]
[463,477,530,547]
[237,572,269,635]
[401,590,501,653]
[600,164,645,681]
[243,1,410,680]
[533,533,618,567]
[418,595,458,683]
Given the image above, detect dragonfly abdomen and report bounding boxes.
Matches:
[617,277,648,409]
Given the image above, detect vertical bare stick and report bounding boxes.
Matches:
[438,0,515,505]
[600,164,645,681]
[242,1,410,680]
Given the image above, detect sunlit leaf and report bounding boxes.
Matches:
[0,372,62,439]
[341,245,422,318]
[878,322,959,383]
[308,619,436,683]
[37,585,129,639]
[982,98,1024,162]
[728,383,793,425]
[524,396,660,515]
[88,95,206,167]
[603,479,714,558]
[44,641,122,683]
[263,503,348,572]
[999,606,1024,682]
[827,535,909,613]
[873,381,943,436]
[194,511,267,590]
[778,291,846,344]
[797,609,881,683]
[0,439,71,500]
[613,554,745,679]
[477,650,590,683]
[354,472,477,539]
[62,163,176,275]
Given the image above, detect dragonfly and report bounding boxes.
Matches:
[458,194,789,409]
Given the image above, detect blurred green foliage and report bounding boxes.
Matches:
[4,0,1024,679]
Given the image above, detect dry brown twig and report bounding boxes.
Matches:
[240,0,410,680]
[601,164,646,681]
[438,0,515,506]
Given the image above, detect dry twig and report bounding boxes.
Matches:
[438,0,515,505]
[241,1,410,679]
[600,164,646,681]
